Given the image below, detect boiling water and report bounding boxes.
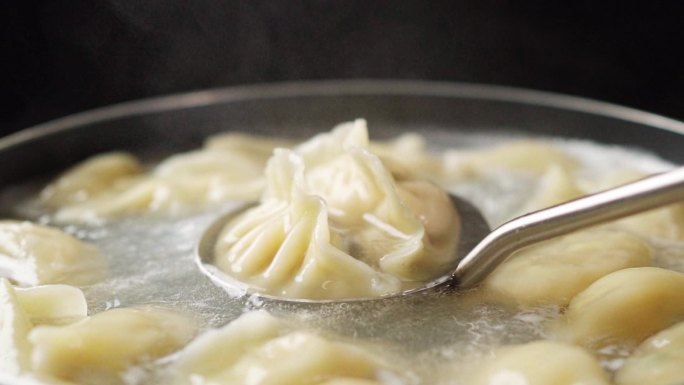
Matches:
[2,130,683,384]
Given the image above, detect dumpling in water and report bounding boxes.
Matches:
[615,321,684,385]
[465,340,610,385]
[171,311,394,385]
[39,152,143,208]
[0,221,106,286]
[29,307,196,384]
[553,267,684,349]
[214,120,460,299]
[0,279,87,376]
[482,229,651,307]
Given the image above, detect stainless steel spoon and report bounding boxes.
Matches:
[197,166,684,301]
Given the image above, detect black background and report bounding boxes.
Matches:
[4,1,683,136]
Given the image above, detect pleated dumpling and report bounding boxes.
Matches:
[214,120,459,299]
[171,311,394,385]
[0,221,105,286]
[0,279,87,376]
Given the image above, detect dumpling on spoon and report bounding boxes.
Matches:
[214,120,460,300]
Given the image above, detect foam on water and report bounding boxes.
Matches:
[1,130,683,384]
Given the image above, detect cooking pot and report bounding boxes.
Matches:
[1,81,684,385]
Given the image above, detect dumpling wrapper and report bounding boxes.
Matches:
[0,279,87,376]
[215,120,459,299]
[465,340,610,385]
[482,230,652,307]
[615,321,684,385]
[442,140,577,181]
[553,267,684,349]
[171,311,393,385]
[29,307,196,383]
[39,152,143,208]
[0,221,106,286]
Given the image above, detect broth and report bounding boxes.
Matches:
[1,129,682,384]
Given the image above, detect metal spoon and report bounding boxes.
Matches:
[197,166,684,301]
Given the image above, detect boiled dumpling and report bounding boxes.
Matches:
[39,152,143,208]
[553,267,684,349]
[517,164,583,214]
[482,230,652,306]
[615,321,684,385]
[204,131,295,161]
[171,311,395,385]
[0,221,105,286]
[442,140,577,180]
[214,120,459,299]
[0,279,87,376]
[29,307,196,383]
[465,340,610,385]
[52,149,268,222]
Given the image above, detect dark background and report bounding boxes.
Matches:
[4,1,683,136]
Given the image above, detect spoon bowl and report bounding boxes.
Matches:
[197,166,684,303]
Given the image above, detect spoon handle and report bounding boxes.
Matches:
[455,166,684,289]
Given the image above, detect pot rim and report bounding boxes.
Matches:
[3,80,684,152]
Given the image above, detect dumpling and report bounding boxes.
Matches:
[204,131,295,162]
[0,221,105,286]
[517,164,583,214]
[214,120,460,299]
[29,307,196,383]
[39,152,143,208]
[482,230,652,307]
[51,148,269,222]
[171,311,395,385]
[553,267,684,349]
[442,140,577,180]
[615,321,684,385]
[0,279,87,376]
[465,340,610,385]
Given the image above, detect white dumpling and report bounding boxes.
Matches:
[52,149,269,222]
[171,311,393,385]
[442,140,577,181]
[0,221,105,286]
[517,164,583,214]
[0,279,87,376]
[204,131,294,162]
[29,307,196,383]
[553,267,684,349]
[615,321,684,385]
[39,152,143,208]
[214,121,459,299]
[466,340,610,385]
[482,230,652,307]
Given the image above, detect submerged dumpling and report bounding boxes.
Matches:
[483,230,652,306]
[0,221,105,286]
[29,307,196,383]
[39,152,143,208]
[171,311,395,385]
[517,164,583,214]
[214,120,459,299]
[465,340,610,385]
[553,267,684,349]
[615,321,684,385]
[44,133,293,222]
[0,279,87,376]
[442,140,577,181]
